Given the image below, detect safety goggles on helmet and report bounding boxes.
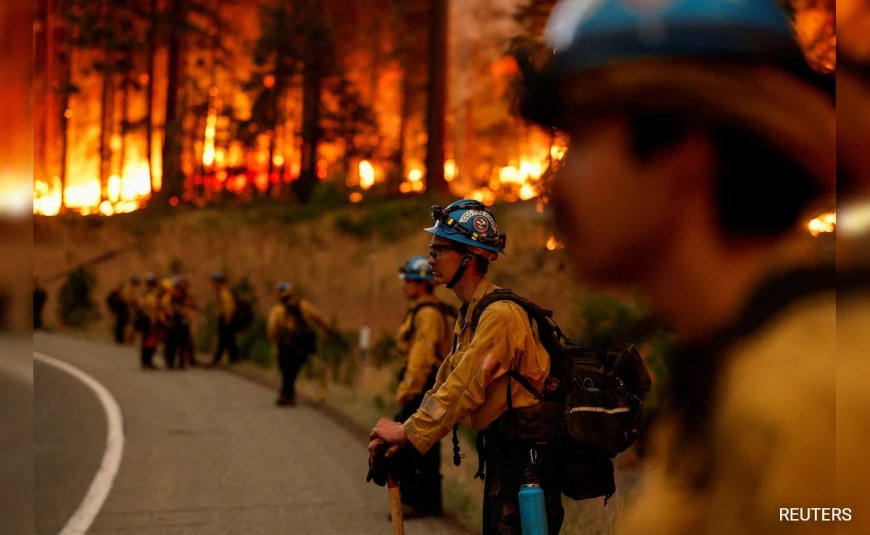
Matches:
[427,202,507,253]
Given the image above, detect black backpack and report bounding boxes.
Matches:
[231,297,255,331]
[470,289,651,502]
[106,290,125,315]
[278,300,317,355]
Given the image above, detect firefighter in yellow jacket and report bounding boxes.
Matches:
[391,255,454,518]
[369,200,563,533]
[137,273,160,370]
[519,1,843,533]
[209,271,239,366]
[267,282,331,406]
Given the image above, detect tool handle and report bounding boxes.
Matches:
[387,474,404,535]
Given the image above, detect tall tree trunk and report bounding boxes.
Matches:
[59,5,73,212]
[118,71,130,182]
[159,0,184,204]
[97,0,114,202]
[297,56,322,204]
[146,0,158,195]
[425,0,448,193]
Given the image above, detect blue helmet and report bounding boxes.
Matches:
[424,200,507,254]
[276,281,293,297]
[545,0,804,74]
[399,256,435,281]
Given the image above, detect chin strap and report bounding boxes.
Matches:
[446,253,474,289]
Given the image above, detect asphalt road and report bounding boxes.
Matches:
[0,335,34,535]
[34,332,466,534]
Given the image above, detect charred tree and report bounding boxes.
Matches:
[425,0,448,193]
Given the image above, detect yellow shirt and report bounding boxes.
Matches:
[216,286,235,322]
[403,279,550,454]
[618,293,842,535]
[395,295,453,403]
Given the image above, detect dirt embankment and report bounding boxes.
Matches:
[33,201,587,338]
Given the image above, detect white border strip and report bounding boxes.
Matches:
[35,351,125,535]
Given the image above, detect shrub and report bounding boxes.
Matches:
[58,266,96,328]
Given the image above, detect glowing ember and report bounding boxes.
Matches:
[349,192,363,203]
[359,160,375,190]
[545,235,564,251]
[807,211,836,237]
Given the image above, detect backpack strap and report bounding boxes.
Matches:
[283,300,311,331]
[469,289,566,396]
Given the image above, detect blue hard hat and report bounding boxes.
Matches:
[399,256,435,281]
[276,281,293,297]
[424,200,506,254]
[545,0,805,74]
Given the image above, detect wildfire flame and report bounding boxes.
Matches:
[807,211,836,237]
[359,160,375,190]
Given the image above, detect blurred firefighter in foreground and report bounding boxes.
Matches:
[369,200,563,533]
[266,282,331,406]
[390,255,454,518]
[522,0,839,532]
[209,271,239,366]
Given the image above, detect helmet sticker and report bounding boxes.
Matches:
[458,209,486,224]
[472,216,490,233]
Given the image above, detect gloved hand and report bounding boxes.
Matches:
[366,442,417,487]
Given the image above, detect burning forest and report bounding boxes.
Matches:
[32,0,567,217]
[31,0,834,241]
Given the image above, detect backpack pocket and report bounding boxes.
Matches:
[564,365,635,458]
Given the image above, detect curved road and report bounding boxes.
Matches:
[34,332,467,534]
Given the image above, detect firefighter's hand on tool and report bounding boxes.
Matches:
[369,418,408,457]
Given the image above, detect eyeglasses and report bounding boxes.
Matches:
[428,244,466,259]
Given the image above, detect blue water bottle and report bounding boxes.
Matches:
[518,448,548,535]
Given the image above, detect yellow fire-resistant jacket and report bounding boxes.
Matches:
[138,288,159,324]
[403,279,550,454]
[395,294,453,404]
[617,291,843,535]
[266,298,328,343]
[216,286,235,323]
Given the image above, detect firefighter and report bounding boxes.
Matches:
[391,255,454,518]
[137,273,160,370]
[122,275,141,343]
[209,271,239,366]
[521,1,839,533]
[164,276,197,369]
[369,200,563,533]
[266,282,331,406]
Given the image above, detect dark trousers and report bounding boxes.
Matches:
[113,310,129,344]
[277,344,307,400]
[165,326,193,369]
[140,324,157,367]
[480,422,564,535]
[394,374,443,515]
[212,321,239,364]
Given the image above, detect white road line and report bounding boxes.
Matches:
[34,351,125,535]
